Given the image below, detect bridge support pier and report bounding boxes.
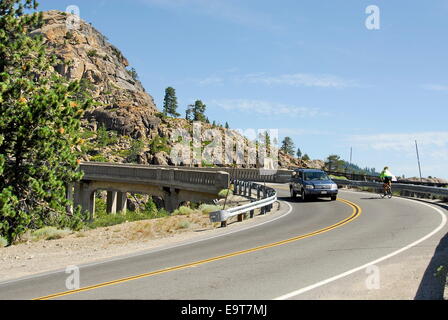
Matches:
[106,191,118,214]
[116,192,127,214]
[164,188,181,213]
[73,182,96,220]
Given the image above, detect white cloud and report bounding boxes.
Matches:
[422,84,448,92]
[279,128,331,136]
[235,72,361,88]
[430,149,448,161]
[141,0,280,31]
[211,99,329,118]
[197,76,224,86]
[348,132,448,154]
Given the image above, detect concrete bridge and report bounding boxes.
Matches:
[129,165,293,184]
[68,162,230,218]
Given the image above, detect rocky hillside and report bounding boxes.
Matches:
[35,10,308,169]
[400,177,448,184]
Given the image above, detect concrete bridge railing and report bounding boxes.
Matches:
[68,162,229,219]
[113,164,293,184]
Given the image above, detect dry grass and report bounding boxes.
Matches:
[127,221,156,241]
[30,227,72,241]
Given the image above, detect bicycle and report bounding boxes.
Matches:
[380,181,392,199]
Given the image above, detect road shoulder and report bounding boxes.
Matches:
[0,200,290,284]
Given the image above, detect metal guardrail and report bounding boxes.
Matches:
[209,180,277,227]
[327,170,448,187]
[333,179,448,198]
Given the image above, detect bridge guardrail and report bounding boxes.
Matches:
[209,180,277,227]
[333,179,448,198]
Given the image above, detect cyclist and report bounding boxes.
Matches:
[379,166,393,195]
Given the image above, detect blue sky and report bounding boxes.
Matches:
[38,0,448,178]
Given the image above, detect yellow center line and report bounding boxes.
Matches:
[34,198,362,300]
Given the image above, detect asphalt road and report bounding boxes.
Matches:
[0,187,446,300]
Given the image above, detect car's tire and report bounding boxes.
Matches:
[290,188,297,199]
[331,195,337,201]
[301,189,307,202]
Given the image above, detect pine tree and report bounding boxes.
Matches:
[185,108,192,121]
[225,122,229,129]
[302,154,310,161]
[162,87,179,117]
[296,148,302,158]
[281,137,295,156]
[325,154,345,172]
[0,1,92,243]
[186,100,207,122]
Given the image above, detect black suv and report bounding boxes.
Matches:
[290,169,338,201]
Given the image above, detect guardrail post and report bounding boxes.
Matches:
[221,221,227,227]
[250,209,254,218]
[233,180,238,195]
[238,213,244,222]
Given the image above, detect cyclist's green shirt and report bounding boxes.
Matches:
[380,169,393,179]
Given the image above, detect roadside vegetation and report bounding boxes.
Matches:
[0,0,93,245]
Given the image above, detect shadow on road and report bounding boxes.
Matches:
[278,196,332,203]
[414,202,448,300]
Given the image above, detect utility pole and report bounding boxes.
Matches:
[415,140,423,182]
[349,147,353,167]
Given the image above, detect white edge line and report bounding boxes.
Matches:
[0,200,293,286]
[273,196,447,300]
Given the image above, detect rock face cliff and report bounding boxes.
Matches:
[34,10,307,169]
[34,10,160,140]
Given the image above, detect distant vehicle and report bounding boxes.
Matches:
[290,169,338,201]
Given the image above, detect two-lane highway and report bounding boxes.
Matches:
[0,187,446,300]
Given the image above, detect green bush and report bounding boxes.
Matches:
[88,197,170,229]
[199,204,223,215]
[90,154,108,162]
[218,189,232,198]
[127,139,145,163]
[173,206,195,216]
[177,221,190,229]
[80,130,96,139]
[126,67,139,81]
[0,236,8,247]
[149,135,170,154]
[87,49,98,57]
[96,124,118,147]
